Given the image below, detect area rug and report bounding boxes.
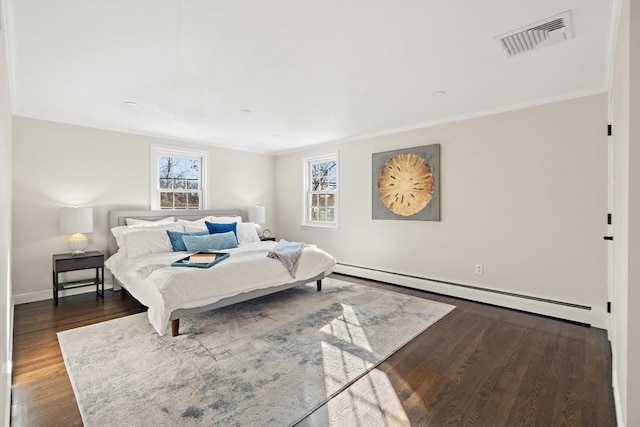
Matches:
[58,278,454,427]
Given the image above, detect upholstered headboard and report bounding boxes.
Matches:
[107,209,243,256]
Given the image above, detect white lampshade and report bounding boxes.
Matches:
[247,206,266,224]
[60,207,93,255]
[60,207,94,234]
[247,205,266,237]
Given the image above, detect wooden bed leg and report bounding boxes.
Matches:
[171,319,180,337]
[317,279,322,291]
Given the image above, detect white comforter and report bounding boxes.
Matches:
[105,241,336,335]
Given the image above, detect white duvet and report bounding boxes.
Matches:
[105,241,336,335]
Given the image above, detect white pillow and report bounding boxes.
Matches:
[126,216,175,226]
[208,215,243,224]
[122,229,174,258]
[178,216,242,231]
[177,216,213,223]
[237,222,261,245]
[111,222,184,252]
[183,224,208,233]
[178,216,213,231]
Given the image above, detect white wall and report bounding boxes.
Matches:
[11,117,276,299]
[610,1,640,426]
[0,2,12,425]
[277,94,608,324]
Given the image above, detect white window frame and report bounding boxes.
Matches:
[302,152,339,228]
[150,144,209,210]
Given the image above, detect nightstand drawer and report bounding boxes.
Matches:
[54,253,104,272]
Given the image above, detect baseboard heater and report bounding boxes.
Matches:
[334,263,605,328]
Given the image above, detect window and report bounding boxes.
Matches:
[303,153,338,227]
[150,145,208,210]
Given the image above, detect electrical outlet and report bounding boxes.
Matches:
[474,264,484,275]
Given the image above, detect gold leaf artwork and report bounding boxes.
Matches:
[377,153,434,216]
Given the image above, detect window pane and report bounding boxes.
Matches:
[174,192,187,209]
[326,193,335,207]
[159,156,200,186]
[187,192,199,209]
[312,193,334,209]
[159,178,170,189]
[327,208,335,222]
[161,157,196,178]
[311,207,319,221]
[184,167,198,189]
[311,160,337,191]
[186,176,198,190]
[160,192,173,209]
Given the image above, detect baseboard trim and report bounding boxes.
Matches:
[612,368,624,427]
[13,281,114,305]
[334,263,607,328]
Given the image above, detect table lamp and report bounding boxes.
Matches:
[59,207,94,255]
[247,205,266,236]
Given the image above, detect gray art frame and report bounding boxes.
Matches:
[372,144,440,221]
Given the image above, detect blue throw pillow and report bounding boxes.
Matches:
[166,230,209,252]
[182,232,238,252]
[205,221,238,242]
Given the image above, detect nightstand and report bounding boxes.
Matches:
[52,251,104,306]
[260,236,276,241]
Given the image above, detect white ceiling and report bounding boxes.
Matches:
[5,0,614,154]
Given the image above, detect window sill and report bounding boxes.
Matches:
[300,223,339,230]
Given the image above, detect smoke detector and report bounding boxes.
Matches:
[494,10,574,58]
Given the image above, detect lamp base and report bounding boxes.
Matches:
[68,233,88,256]
[254,224,263,237]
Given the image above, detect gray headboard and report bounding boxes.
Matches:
[108,209,243,256]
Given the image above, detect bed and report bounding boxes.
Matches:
[105,209,336,336]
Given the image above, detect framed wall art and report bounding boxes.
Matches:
[372,144,440,221]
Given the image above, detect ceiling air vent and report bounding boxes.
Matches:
[495,10,574,58]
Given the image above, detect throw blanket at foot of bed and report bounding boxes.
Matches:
[267,240,304,277]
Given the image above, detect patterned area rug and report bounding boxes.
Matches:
[58,278,454,426]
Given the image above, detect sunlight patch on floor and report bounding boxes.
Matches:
[320,340,373,395]
[320,304,411,426]
[319,303,373,352]
[325,367,412,426]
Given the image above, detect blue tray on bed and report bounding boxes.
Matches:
[171,252,230,268]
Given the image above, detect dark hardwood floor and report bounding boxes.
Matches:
[11,289,143,427]
[11,274,616,426]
